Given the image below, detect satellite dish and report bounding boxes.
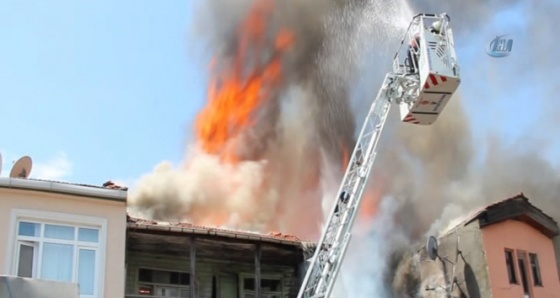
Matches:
[427,235,439,261]
[10,156,33,179]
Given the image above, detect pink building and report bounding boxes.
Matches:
[417,194,560,298]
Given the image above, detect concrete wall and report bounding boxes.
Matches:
[0,187,127,298]
[125,250,299,298]
[419,221,493,298]
[482,219,560,298]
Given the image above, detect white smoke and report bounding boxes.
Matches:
[128,0,560,296]
[341,196,413,297]
[128,149,277,231]
[328,1,417,297]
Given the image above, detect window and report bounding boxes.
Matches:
[11,210,106,298]
[505,249,518,284]
[240,274,283,298]
[137,268,190,297]
[517,251,532,298]
[529,253,543,286]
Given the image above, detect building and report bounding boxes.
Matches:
[125,216,315,298]
[416,194,560,298]
[0,175,314,298]
[0,177,128,298]
[0,275,79,298]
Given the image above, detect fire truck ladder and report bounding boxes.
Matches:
[296,74,393,298]
[297,12,458,298]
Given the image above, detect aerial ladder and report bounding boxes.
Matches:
[297,13,461,298]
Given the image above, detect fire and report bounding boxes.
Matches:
[359,174,388,222]
[340,141,384,222]
[195,0,295,163]
[359,188,382,220]
[341,142,351,172]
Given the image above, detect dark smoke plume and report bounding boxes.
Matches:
[129,0,369,241]
[187,0,364,162]
[128,0,559,296]
[378,0,560,295]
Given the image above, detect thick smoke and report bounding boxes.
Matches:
[382,0,560,249]
[129,0,367,240]
[380,0,560,295]
[128,0,559,296]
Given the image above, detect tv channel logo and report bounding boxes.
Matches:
[486,35,513,57]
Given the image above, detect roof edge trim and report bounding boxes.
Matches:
[127,222,306,247]
[0,177,127,202]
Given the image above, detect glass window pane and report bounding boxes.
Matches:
[139,268,153,282]
[18,222,40,237]
[17,244,34,278]
[41,243,73,282]
[262,279,281,291]
[78,249,96,295]
[244,278,255,290]
[45,224,75,240]
[153,270,171,284]
[78,228,99,243]
[180,273,190,285]
[530,253,542,286]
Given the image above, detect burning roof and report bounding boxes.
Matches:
[126,214,310,246]
[128,0,365,241]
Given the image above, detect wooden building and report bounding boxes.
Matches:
[125,216,315,298]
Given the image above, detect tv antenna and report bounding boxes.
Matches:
[10,156,33,179]
[425,233,463,295]
[427,235,439,261]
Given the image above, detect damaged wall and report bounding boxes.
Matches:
[395,220,493,298]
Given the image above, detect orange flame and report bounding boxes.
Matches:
[359,188,382,220]
[341,142,351,172]
[359,174,388,222]
[195,0,295,163]
[340,141,384,222]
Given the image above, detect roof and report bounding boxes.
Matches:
[0,177,127,202]
[456,193,559,237]
[126,215,313,247]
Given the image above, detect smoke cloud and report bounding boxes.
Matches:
[127,0,559,296]
[374,0,560,296]
[129,0,369,240]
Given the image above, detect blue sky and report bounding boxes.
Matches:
[1,1,207,184]
[1,1,555,185]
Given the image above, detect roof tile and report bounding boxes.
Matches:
[126,214,304,243]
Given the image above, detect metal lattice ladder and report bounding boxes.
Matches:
[297,74,394,298]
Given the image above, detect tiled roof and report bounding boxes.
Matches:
[465,192,557,226]
[443,193,558,236]
[126,215,308,246]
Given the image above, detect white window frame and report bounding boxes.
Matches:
[238,273,284,298]
[136,267,191,297]
[7,209,108,298]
